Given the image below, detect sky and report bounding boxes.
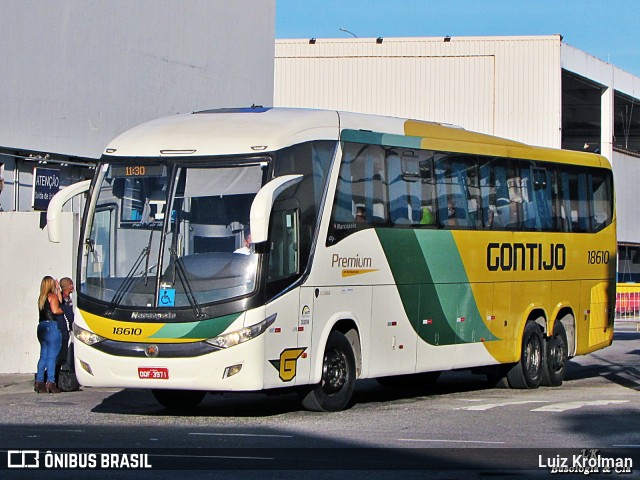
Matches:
[276,0,640,78]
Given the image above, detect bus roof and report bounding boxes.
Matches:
[103,108,340,157]
[103,107,610,170]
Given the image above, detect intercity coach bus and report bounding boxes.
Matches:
[48,107,616,411]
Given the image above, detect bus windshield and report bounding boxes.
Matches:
[81,159,268,309]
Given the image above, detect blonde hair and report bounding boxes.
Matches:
[38,276,56,310]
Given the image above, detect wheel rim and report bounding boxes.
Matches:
[524,335,542,378]
[549,337,567,373]
[321,347,347,395]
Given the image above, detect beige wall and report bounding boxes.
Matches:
[275,35,562,148]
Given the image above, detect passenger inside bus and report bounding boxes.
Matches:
[420,206,435,225]
[446,200,457,226]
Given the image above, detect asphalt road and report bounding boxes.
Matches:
[1,323,638,479]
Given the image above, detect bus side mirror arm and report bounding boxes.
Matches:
[250,175,303,243]
[47,179,91,243]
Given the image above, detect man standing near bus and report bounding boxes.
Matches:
[56,277,75,378]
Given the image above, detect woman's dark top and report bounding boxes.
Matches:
[39,297,57,322]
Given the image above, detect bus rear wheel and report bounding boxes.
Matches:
[152,389,206,410]
[506,321,544,389]
[299,330,356,412]
[541,321,568,386]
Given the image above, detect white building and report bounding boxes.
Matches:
[1,0,274,212]
[0,0,275,373]
[274,35,640,279]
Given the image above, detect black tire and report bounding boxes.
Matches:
[377,371,440,389]
[299,331,356,412]
[152,389,206,410]
[506,321,544,389]
[541,321,569,387]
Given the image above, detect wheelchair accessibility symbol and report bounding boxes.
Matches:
[158,288,175,307]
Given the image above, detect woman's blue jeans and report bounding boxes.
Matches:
[36,321,62,383]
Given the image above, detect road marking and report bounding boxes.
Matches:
[457,400,547,411]
[189,432,293,438]
[532,400,629,412]
[398,438,505,445]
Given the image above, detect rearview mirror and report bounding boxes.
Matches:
[47,180,91,242]
[249,175,303,243]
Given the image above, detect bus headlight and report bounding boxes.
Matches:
[73,324,107,346]
[206,314,276,349]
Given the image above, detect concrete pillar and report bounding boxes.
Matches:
[601,86,614,163]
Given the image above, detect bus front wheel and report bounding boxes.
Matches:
[299,330,356,412]
[541,321,568,386]
[152,389,206,410]
[506,321,544,389]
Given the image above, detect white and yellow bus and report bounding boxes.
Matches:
[49,107,616,411]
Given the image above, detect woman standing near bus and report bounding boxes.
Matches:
[35,276,63,394]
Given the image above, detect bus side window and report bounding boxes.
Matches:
[530,166,554,230]
[434,156,450,227]
[371,169,387,224]
[333,157,355,223]
[558,167,590,233]
[387,152,411,224]
[435,154,481,228]
[419,158,436,225]
[364,148,387,225]
[576,172,590,232]
[480,159,497,229]
[506,162,523,229]
[591,171,612,231]
[519,167,536,229]
[385,149,425,226]
[464,159,482,229]
[328,142,387,244]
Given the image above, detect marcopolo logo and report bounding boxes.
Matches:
[130,312,176,320]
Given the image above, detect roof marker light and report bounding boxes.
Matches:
[159,149,196,155]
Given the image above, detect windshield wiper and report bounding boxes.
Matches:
[169,246,205,319]
[143,225,155,287]
[105,226,155,315]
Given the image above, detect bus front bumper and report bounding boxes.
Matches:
[73,337,267,392]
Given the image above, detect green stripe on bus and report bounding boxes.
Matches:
[376,229,497,345]
[148,312,241,340]
[341,129,422,149]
